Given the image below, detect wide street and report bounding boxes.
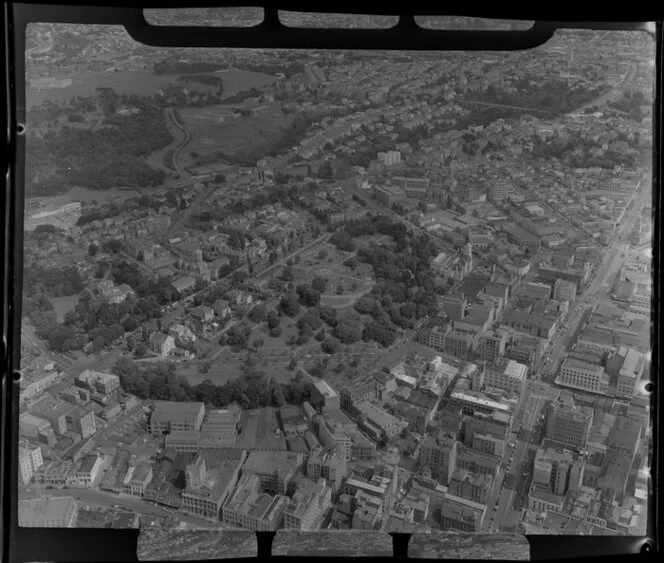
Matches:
[486,382,555,533]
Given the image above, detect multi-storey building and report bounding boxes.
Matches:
[553,278,578,301]
[18,443,43,485]
[19,413,56,446]
[524,282,552,301]
[478,329,508,363]
[283,478,333,531]
[531,447,584,497]
[377,151,401,165]
[149,401,205,435]
[317,418,352,462]
[28,396,76,436]
[463,417,508,457]
[419,433,457,485]
[538,263,590,289]
[339,381,379,413]
[310,379,340,414]
[448,468,493,505]
[502,310,556,340]
[165,429,200,452]
[241,451,305,495]
[199,407,240,448]
[66,407,97,439]
[181,450,246,520]
[504,334,543,369]
[123,463,153,496]
[421,324,449,352]
[456,445,501,477]
[545,393,594,450]
[356,401,405,439]
[373,184,406,207]
[439,495,486,532]
[605,346,646,399]
[393,176,430,197]
[607,416,642,462]
[20,369,62,403]
[306,449,347,491]
[442,329,476,361]
[69,454,103,487]
[557,357,611,395]
[449,391,513,419]
[440,295,467,321]
[351,431,377,461]
[222,474,290,531]
[482,357,528,395]
[149,332,175,357]
[75,369,121,400]
[488,182,511,202]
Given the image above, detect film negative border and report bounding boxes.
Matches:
[2,3,661,563]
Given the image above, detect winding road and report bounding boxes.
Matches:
[165,107,191,174]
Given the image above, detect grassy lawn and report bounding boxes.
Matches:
[49,294,81,322]
[181,356,298,386]
[295,243,375,300]
[27,68,273,107]
[180,102,295,162]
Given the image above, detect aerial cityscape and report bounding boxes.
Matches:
[17,10,653,548]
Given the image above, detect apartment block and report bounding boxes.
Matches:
[18,443,44,485]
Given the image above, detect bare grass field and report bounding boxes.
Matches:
[49,294,81,322]
[179,103,295,162]
[356,233,397,249]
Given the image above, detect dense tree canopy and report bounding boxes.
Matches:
[114,357,313,409]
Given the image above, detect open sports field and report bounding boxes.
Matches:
[179,102,295,161]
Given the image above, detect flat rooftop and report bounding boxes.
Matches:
[235,408,287,451]
[151,401,204,423]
